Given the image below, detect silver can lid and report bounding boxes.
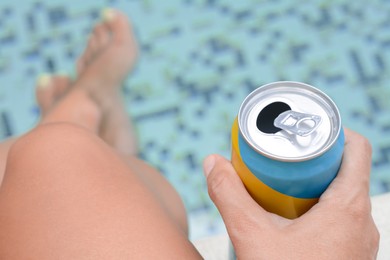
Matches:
[238,81,341,162]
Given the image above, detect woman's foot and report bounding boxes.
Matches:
[74,8,138,156]
[3,9,189,236]
[38,9,138,156]
[36,74,71,117]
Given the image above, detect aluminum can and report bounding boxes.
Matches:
[231,81,344,219]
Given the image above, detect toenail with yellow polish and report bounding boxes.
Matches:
[102,8,116,22]
[37,74,52,88]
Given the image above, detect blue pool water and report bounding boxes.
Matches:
[0,0,389,239]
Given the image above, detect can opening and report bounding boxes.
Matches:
[256,102,291,134]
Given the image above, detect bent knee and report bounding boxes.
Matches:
[9,123,97,155]
[6,123,103,175]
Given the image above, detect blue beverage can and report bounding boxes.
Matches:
[231,81,344,219]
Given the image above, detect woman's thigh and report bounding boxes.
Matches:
[0,123,201,259]
[124,156,189,234]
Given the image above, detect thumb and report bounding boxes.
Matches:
[203,154,270,231]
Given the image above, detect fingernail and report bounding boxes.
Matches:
[37,74,52,89]
[203,155,216,178]
[101,8,116,22]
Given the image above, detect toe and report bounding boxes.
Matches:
[76,37,92,75]
[36,74,55,114]
[77,27,102,75]
[93,22,111,50]
[36,74,72,116]
[82,22,113,68]
[52,74,71,98]
[83,34,99,66]
[101,8,134,45]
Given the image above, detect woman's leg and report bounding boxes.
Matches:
[0,123,200,259]
[0,8,198,258]
[0,75,76,183]
[0,138,16,182]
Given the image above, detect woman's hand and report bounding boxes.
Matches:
[203,129,379,259]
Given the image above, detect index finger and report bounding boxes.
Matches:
[320,128,372,200]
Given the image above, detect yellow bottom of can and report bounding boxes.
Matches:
[231,118,318,219]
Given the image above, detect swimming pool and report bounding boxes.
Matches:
[0,0,389,239]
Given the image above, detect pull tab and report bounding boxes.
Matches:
[274,110,322,137]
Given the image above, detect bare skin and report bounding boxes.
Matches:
[44,9,138,156]
[1,8,378,260]
[204,129,380,259]
[0,9,201,259]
